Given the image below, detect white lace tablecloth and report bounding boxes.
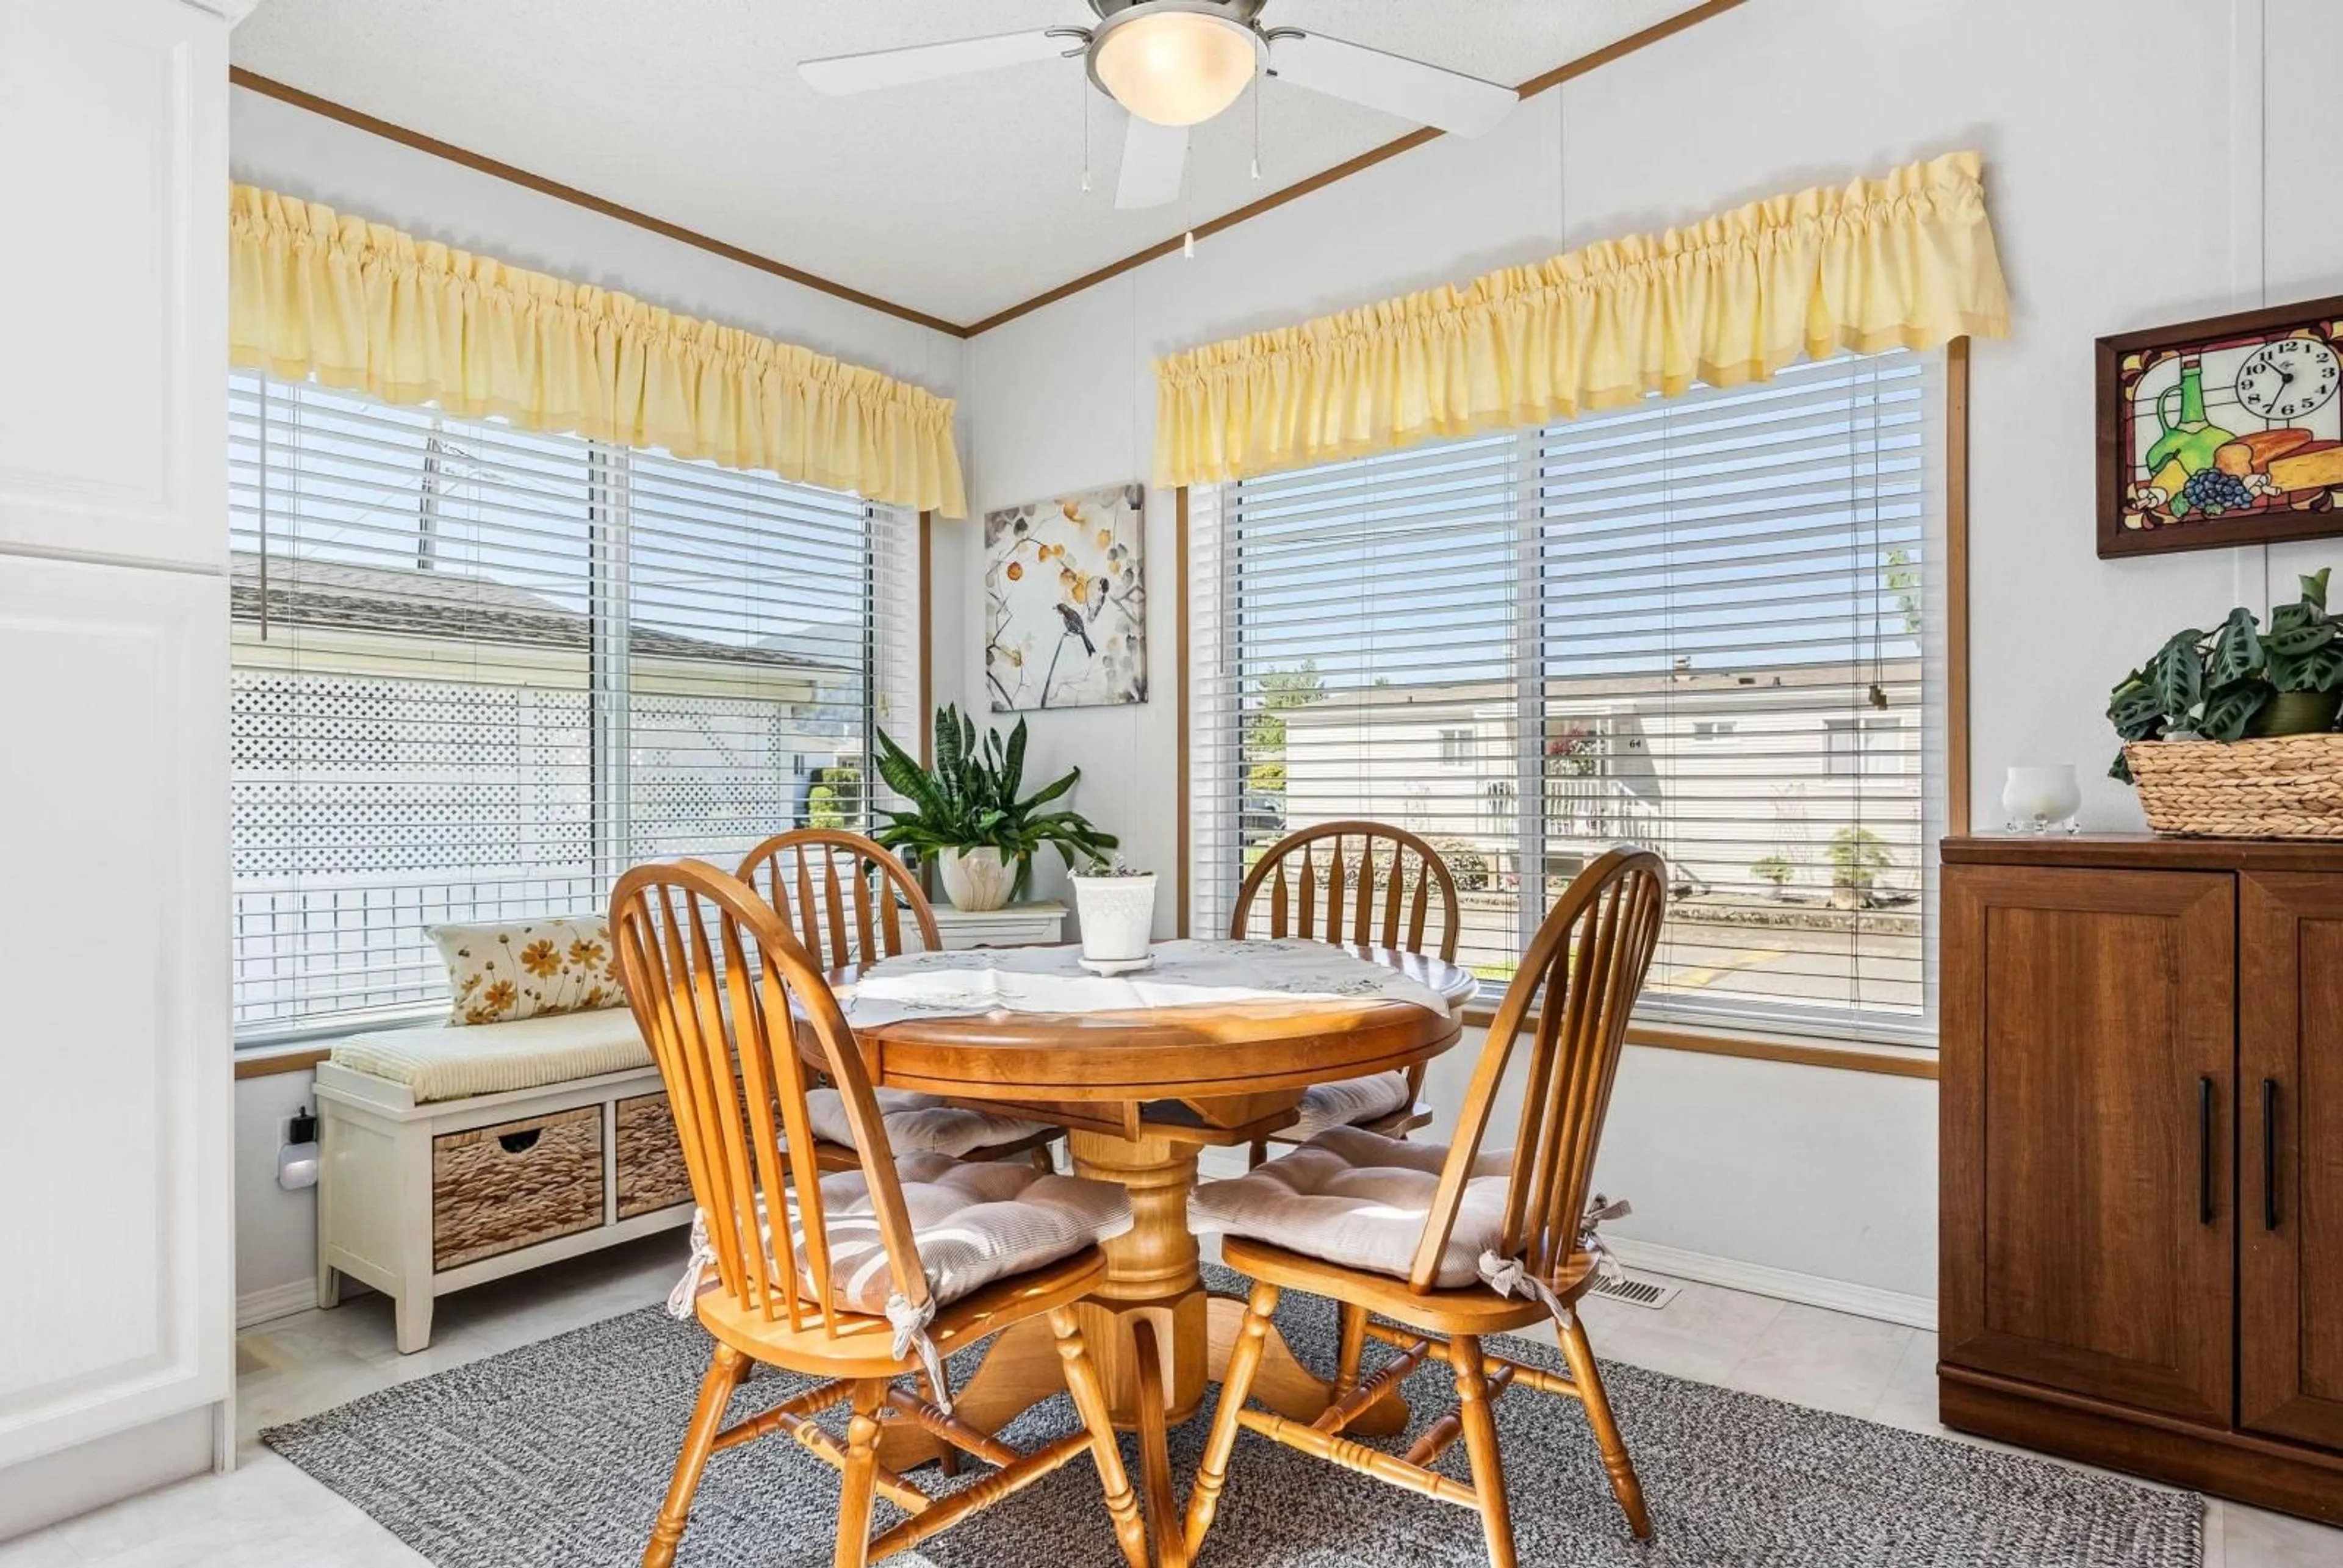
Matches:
[840,938,1456,1027]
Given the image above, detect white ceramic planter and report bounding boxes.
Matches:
[937,846,1016,912]
[1071,872,1157,963]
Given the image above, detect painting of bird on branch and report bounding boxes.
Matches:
[984,483,1147,711]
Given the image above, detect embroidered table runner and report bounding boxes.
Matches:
[840,938,1456,1027]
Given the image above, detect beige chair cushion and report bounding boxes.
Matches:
[1286,1070,1414,1140]
[1189,1126,1511,1289]
[426,916,627,1024]
[330,1008,650,1102]
[804,1153,1132,1314]
[806,1088,1055,1159]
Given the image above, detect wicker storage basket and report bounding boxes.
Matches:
[2125,734,2343,837]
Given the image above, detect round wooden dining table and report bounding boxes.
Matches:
[833,942,1476,1500]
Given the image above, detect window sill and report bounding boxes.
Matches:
[1456,1004,1939,1080]
[232,1043,334,1080]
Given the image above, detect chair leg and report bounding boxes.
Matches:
[1556,1314,1651,1539]
[1331,1303,1369,1403]
[1247,1138,1269,1169]
[1451,1335,1519,1568]
[1184,1281,1279,1558]
[1030,1143,1056,1174]
[1049,1307,1150,1568]
[916,1366,962,1478]
[644,1342,748,1568]
[832,1380,885,1568]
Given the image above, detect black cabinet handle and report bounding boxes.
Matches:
[2263,1077,2281,1232]
[2199,1076,2215,1225]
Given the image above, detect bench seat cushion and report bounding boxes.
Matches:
[331,1009,650,1103]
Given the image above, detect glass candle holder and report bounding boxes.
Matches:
[2003,764,2081,834]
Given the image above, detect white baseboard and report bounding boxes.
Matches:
[235,1279,319,1329]
[1605,1237,1936,1331]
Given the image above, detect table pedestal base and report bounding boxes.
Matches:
[873,1127,1409,1494]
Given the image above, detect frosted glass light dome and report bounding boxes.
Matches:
[1091,3,1258,128]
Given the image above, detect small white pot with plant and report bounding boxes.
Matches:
[1070,858,1157,971]
[873,705,1118,913]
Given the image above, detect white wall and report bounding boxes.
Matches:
[949,0,2343,1306]
[228,86,970,1317]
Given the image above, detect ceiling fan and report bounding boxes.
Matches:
[799,0,1519,211]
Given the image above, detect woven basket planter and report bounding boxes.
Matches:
[2125,733,2343,837]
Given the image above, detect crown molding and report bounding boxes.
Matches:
[227,1,1744,340]
[964,0,1746,335]
[227,68,971,339]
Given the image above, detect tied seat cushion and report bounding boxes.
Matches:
[806,1087,1055,1159]
[1286,1070,1414,1140]
[801,1154,1133,1315]
[1189,1126,1511,1289]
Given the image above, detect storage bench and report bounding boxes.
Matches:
[312,1008,692,1352]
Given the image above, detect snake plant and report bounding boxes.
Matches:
[871,705,1118,896]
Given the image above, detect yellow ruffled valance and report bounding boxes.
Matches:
[1154,149,2010,489]
[229,185,968,517]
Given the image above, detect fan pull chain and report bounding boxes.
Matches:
[1251,71,1262,181]
[1079,74,1092,193]
[1184,230,1197,259]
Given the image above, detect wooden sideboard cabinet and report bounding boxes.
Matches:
[1942,834,2343,1525]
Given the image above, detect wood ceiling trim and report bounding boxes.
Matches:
[962,0,1747,336]
[229,2,1743,342]
[228,67,972,339]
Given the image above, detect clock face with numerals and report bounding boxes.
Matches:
[2236,335,2342,423]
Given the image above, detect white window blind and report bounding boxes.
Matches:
[229,372,919,1040]
[1192,350,1943,1044]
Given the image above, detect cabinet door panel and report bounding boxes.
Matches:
[0,0,225,569]
[0,559,229,1466]
[2240,872,2343,1448]
[1942,865,2234,1423]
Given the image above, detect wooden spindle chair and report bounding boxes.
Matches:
[1231,821,1463,1163]
[1188,847,1669,1566]
[738,829,1060,1174]
[610,860,1148,1568]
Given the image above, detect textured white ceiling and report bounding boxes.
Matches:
[232,1,1708,328]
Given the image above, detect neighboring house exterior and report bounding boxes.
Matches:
[1278,660,1926,904]
[228,551,861,1030]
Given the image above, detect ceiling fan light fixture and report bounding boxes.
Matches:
[1090,2,1258,128]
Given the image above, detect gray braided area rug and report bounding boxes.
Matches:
[264,1265,2201,1567]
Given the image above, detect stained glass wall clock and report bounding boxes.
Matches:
[2098,295,2343,558]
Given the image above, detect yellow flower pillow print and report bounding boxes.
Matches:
[427,916,626,1025]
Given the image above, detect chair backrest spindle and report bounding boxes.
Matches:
[1233,821,1463,963]
[612,859,933,1337]
[738,829,941,973]
[1405,847,1666,1295]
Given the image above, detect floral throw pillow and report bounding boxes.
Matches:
[428,916,625,1026]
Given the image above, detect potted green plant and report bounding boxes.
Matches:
[2108,569,2343,781]
[1826,829,1891,910]
[871,704,1118,912]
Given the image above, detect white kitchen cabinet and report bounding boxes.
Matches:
[0,0,228,571]
[0,0,234,1518]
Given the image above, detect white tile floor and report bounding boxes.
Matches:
[4,1232,2337,1567]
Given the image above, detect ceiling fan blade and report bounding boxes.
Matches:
[1115,113,1189,210]
[799,30,1074,96]
[1266,31,1518,137]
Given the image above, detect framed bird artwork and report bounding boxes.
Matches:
[984,483,1148,710]
[2098,293,2343,558]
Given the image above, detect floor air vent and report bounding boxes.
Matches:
[1586,1272,1680,1311]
